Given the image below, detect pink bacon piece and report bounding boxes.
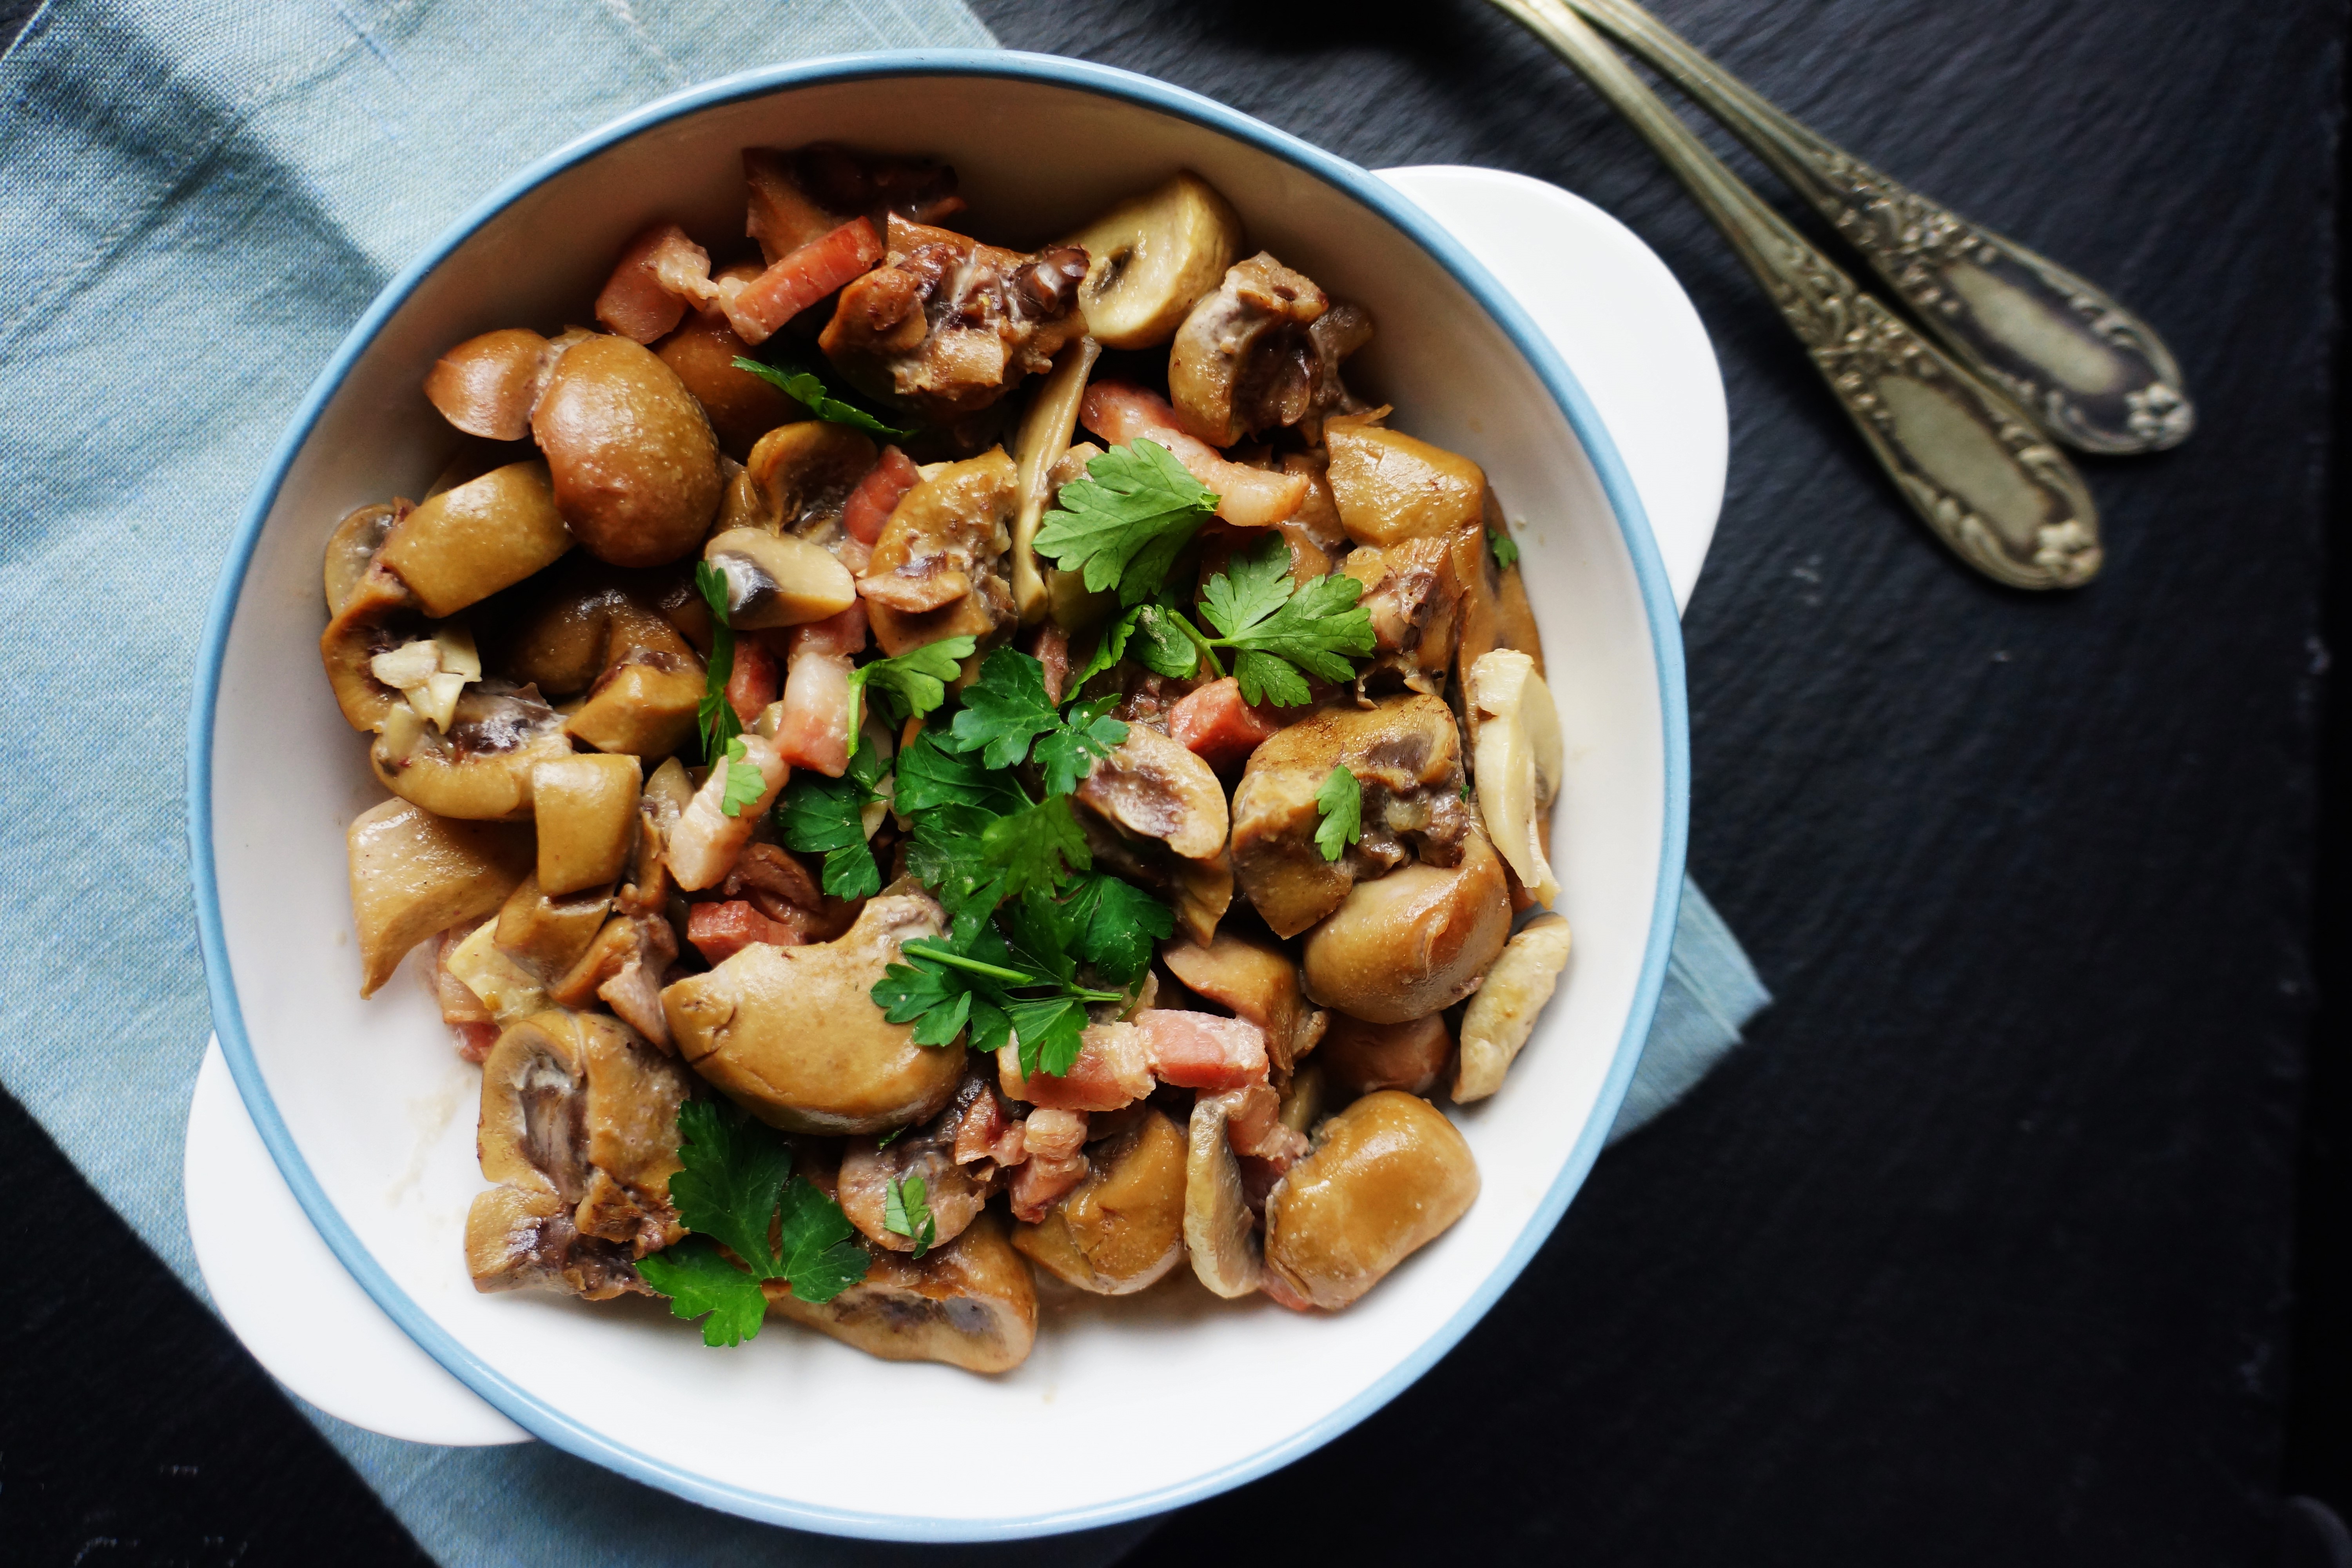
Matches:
[1134,1009,1269,1093]
[999,1022,1153,1112]
[723,217,885,346]
[841,446,922,545]
[771,602,868,777]
[1169,677,1286,771]
[685,899,805,965]
[1009,1108,1090,1222]
[1079,380,1308,528]
[726,637,779,726]
[594,223,713,344]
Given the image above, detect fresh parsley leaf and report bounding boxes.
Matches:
[1062,872,1175,987]
[719,736,768,818]
[1075,599,1202,688]
[893,728,1026,815]
[882,1172,936,1259]
[694,561,741,763]
[982,793,1092,900]
[876,930,1123,1074]
[731,355,915,440]
[1196,537,1375,708]
[1033,439,1219,606]
[773,1177,873,1303]
[667,1100,793,1277]
[946,648,1063,769]
[1032,696,1127,798]
[874,956,976,1045]
[1488,524,1521,571]
[1314,764,1363,862]
[848,634,977,736]
[637,1237,771,1347]
[1005,995,1091,1079]
[777,737,886,899]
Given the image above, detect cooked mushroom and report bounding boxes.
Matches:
[764,1205,1037,1374]
[345,799,532,996]
[368,682,573,821]
[1465,649,1564,905]
[1060,172,1244,350]
[1012,1107,1188,1295]
[654,301,801,457]
[532,334,723,568]
[662,891,963,1134]
[1261,1090,1479,1310]
[742,421,879,537]
[1324,411,1488,549]
[857,448,1018,655]
[490,872,613,982]
[465,1009,693,1298]
[530,753,640,895]
[818,215,1088,421]
[323,501,404,617]
[1321,1011,1452,1099]
[1452,913,1573,1103]
[1299,834,1512,1024]
[1160,930,1328,1082]
[321,561,425,732]
[1009,336,1103,625]
[550,910,678,1050]
[442,912,548,1023]
[371,460,573,619]
[1167,252,1367,448]
[1184,1089,1263,1299]
[423,327,552,441]
[1074,721,1229,862]
[703,527,856,628]
[1228,693,1472,938]
[1342,535,1464,697]
[838,1109,994,1254]
[1452,493,1544,685]
[488,559,707,760]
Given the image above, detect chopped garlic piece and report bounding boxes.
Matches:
[409,670,470,731]
[370,639,440,690]
[445,918,546,1024]
[432,623,481,680]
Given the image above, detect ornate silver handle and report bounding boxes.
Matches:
[1566,0,2190,455]
[1488,0,2101,590]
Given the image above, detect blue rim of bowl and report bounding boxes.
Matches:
[186,48,1690,1542]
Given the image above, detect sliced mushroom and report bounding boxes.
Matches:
[858,448,1018,656]
[1184,1089,1263,1298]
[1299,834,1512,1024]
[838,1110,993,1254]
[1012,1107,1188,1295]
[1074,721,1229,862]
[703,526,856,628]
[374,460,573,619]
[764,1205,1037,1374]
[1261,1090,1479,1311]
[345,798,531,996]
[369,682,573,821]
[322,564,419,731]
[1321,1012,1452,1099]
[466,1008,693,1298]
[423,328,551,441]
[532,753,641,896]
[1009,335,1102,625]
[323,501,405,618]
[1168,252,1351,448]
[742,421,879,536]
[1452,913,1573,1103]
[442,913,547,1023]
[1465,649,1564,905]
[1324,412,1488,548]
[491,872,613,981]
[1060,172,1244,350]
[1228,693,1472,938]
[662,891,963,1134]
[549,910,678,1050]
[1160,930,1328,1082]
[566,650,705,761]
[533,334,723,568]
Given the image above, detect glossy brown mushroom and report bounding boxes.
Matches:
[374,461,573,619]
[654,294,801,457]
[858,448,1018,656]
[532,334,723,568]
[1299,835,1512,1024]
[345,798,532,996]
[1324,412,1488,548]
[1320,1011,1452,1099]
[1261,1090,1479,1310]
[1012,1107,1188,1296]
[764,1207,1037,1374]
[423,327,551,441]
[702,526,856,629]
[368,682,573,821]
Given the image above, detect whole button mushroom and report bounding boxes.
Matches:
[532,335,724,568]
[1262,1090,1480,1311]
[1299,834,1512,1024]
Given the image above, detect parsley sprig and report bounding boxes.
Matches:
[848,633,976,737]
[776,735,888,899]
[635,1102,870,1347]
[1488,524,1521,571]
[945,648,1128,795]
[693,561,741,763]
[1314,764,1363,862]
[883,1172,936,1259]
[731,355,915,440]
[718,736,767,818]
[875,905,1132,1078]
[1033,439,1219,606]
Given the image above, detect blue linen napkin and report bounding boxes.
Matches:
[0,0,1766,1561]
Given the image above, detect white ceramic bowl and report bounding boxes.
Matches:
[188,51,1689,1540]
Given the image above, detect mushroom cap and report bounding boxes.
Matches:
[1012,1107,1188,1295]
[1299,834,1512,1024]
[1074,720,1230,862]
[368,683,574,822]
[703,526,857,629]
[1183,1091,1263,1299]
[764,1206,1038,1374]
[345,798,532,997]
[533,334,723,569]
[1060,171,1244,351]
[376,460,573,619]
[1262,1089,1479,1311]
[742,419,878,531]
[1324,416,1488,549]
[660,892,964,1135]
[1320,1011,1453,1100]
[653,307,800,458]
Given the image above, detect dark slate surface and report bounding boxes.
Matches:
[0,0,2341,1563]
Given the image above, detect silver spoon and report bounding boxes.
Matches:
[1488,0,2102,589]
[1557,0,2191,455]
